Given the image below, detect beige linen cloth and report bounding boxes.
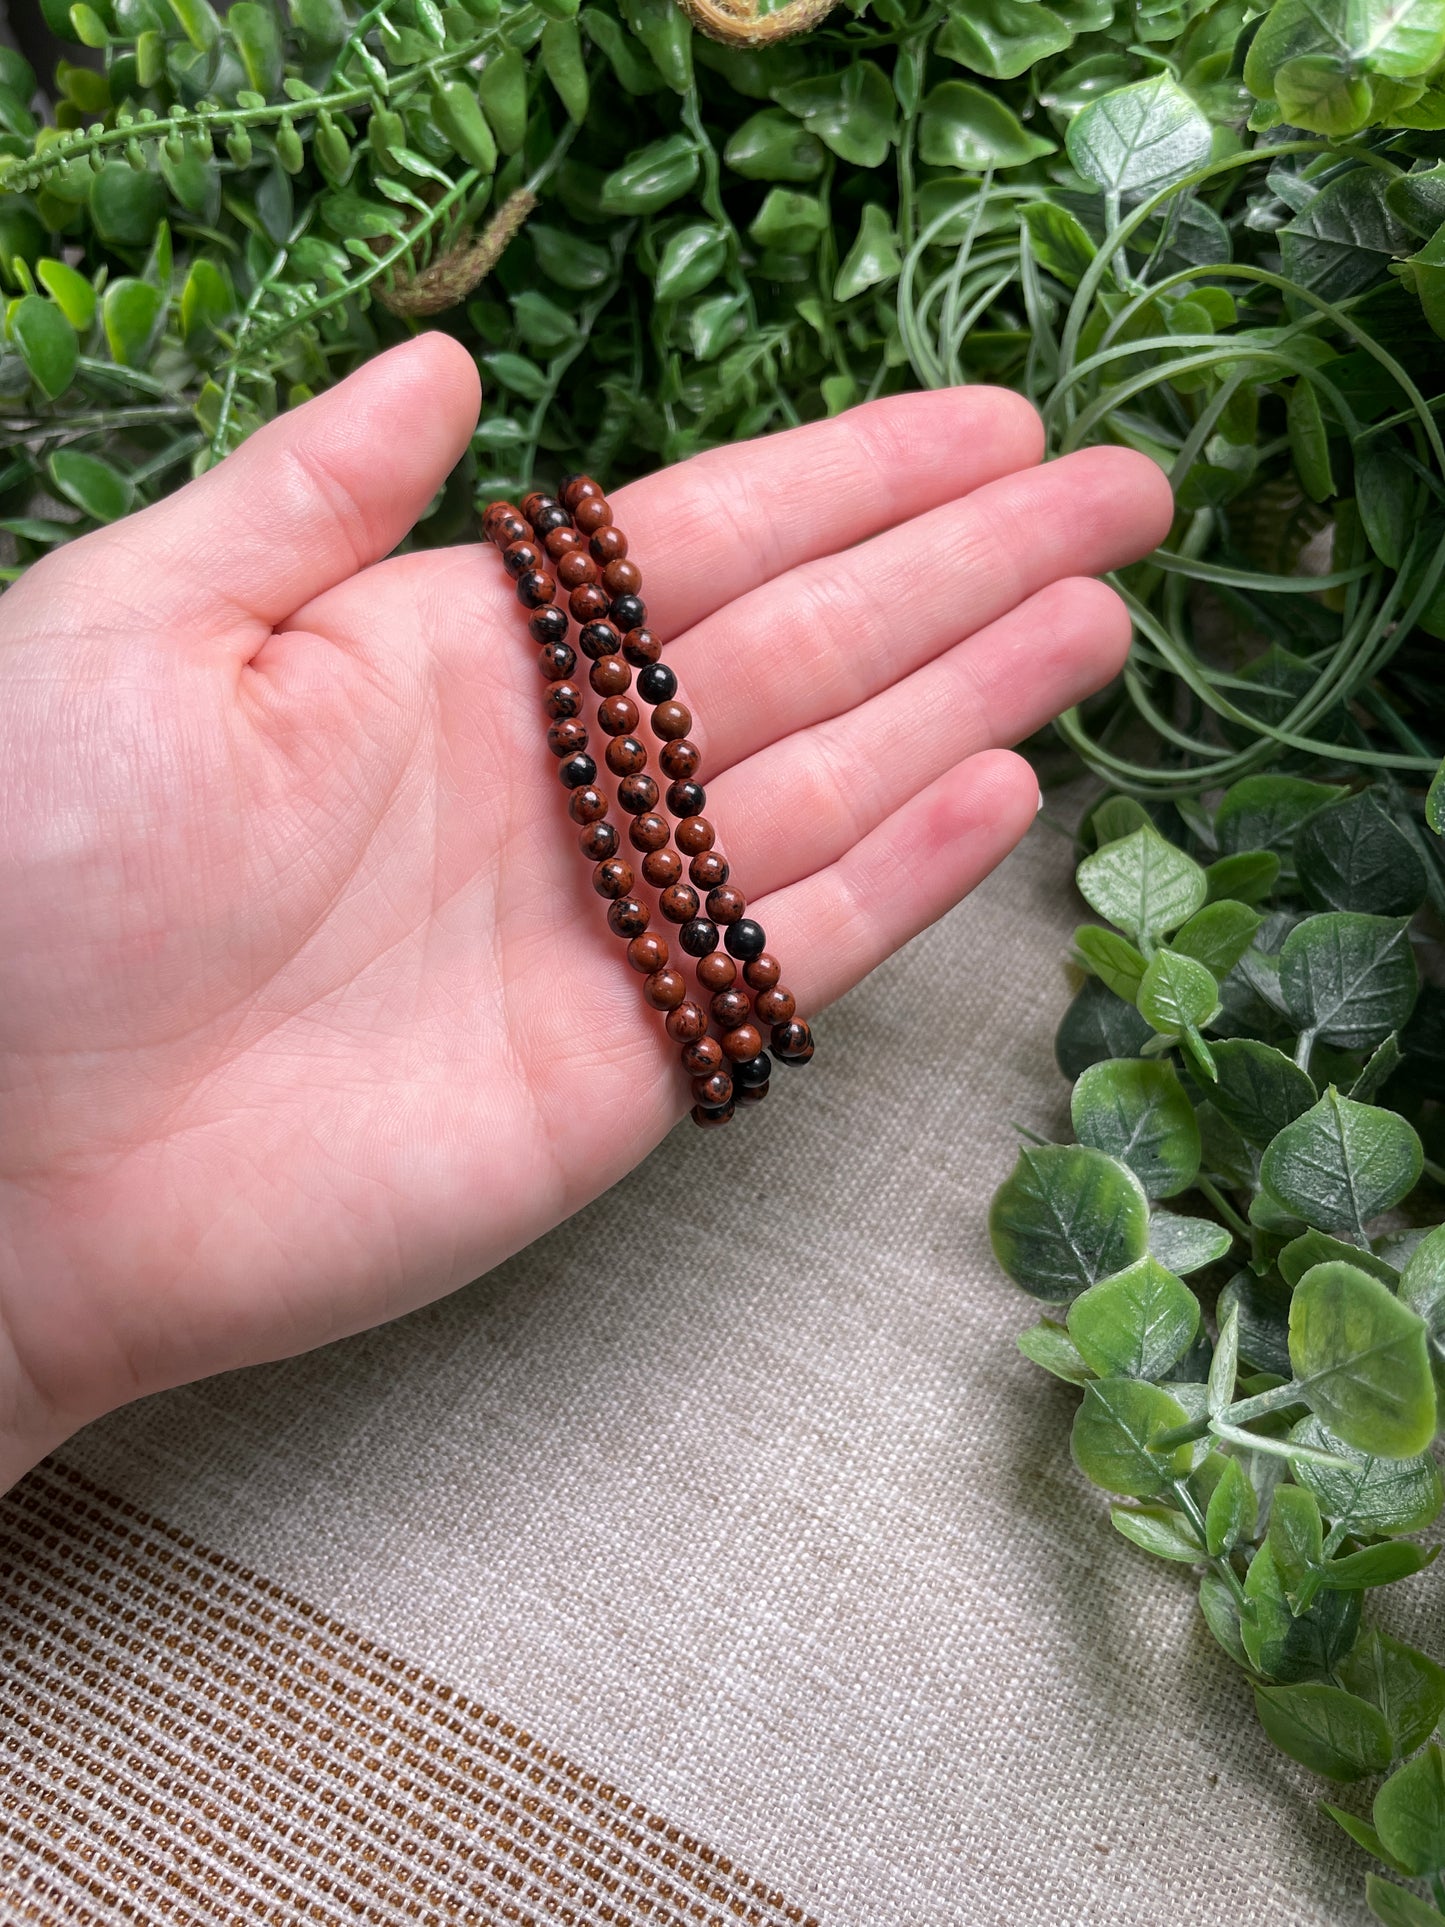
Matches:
[0,811,1392,1925]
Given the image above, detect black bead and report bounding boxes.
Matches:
[578,619,622,661]
[516,570,555,610]
[636,662,677,706]
[579,821,619,861]
[617,773,659,815]
[502,540,542,579]
[724,918,766,960]
[732,1050,772,1088]
[679,918,719,957]
[538,641,576,679]
[558,753,597,790]
[529,605,569,645]
[532,504,570,537]
[666,780,706,818]
[771,1019,813,1062]
[609,592,646,630]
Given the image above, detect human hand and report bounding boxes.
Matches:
[0,335,1173,1488]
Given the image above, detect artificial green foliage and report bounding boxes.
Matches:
[992,784,1445,1924]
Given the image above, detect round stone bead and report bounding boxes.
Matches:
[574,496,613,535]
[609,592,646,632]
[592,857,634,900]
[661,740,702,782]
[531,504,569,538]
[695,951,735,992]
[689,849,728,890]
[557,549,598,590]
[589,524,626,563]
[569,583,610,625]
[644,967,687,1011]
[543,525,583,560]
[618,773,659,816]
[731,1050,772,1089]
[483,502,527,546]
[607,896,651,939]
[724,918,767,960]
[547,718,588,758]
[628,813,670,853]
[666,780,706,820]
[516,570,556,609]
[529,605,569,645]
[636,663,677,705]
[589,656,631,698]
[596,695,638,736]
[605,735,647,777]
[691,1100,735,1129]
[538,641,576,680]
[735,1083,769,1107]
[603,558,642,597]
[642,848,681,889]
[678,918,718,957]
[755,985,796,1024]
[651,702,692,743]
[693,1069,733,1108]
[675,816,715,856]
[681,1035,724,1077]
[578,619,621,660]
[771,1018,813,1062]
[558,753,596,790]
[561,474,602,512]
[722,1023,763,1064]
[706,885,746,924]
[743,952,781,991]
[665,999,708,1043]
[579,821,619,862]
[711,987,750,1029]
[659,883,699,924]
[622,627,661,667]
[568,786,608,826]
[502,539,542,579]
[544,679,584,720]
[626,932,668,974]
[521,491,553,523]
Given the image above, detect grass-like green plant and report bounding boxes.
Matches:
[992,785,1445,1925]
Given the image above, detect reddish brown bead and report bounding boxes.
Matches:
[675,816,715,855]
[521,490,553,523]
[621,626,661,667]
[483,502,527,546]
[568,786,608,825]
[544,525,583,560]
[547,717,588,758]
[644,966,687,1010]
[642,848,682,888]
[691,1100,734,1128]
[689,849,728,890]
[579,620,622,661]
[502,539,542,579]
[660,739,702,781]
[706,884,746,924]
[530,605,569,646]
[771,1018,813,1062]
[574,495,613,535]
[696,951,736,992]
[589,523,627,563]
[561,474,602,511]
[516,570,556,609]
[557,549,599,591]
[722,1023,763,1063]
[711,987,751,1029]
[602,557,642,597]
[618,773,659,815]
[756,985,796,1024]
[681,1035,724,1076]
[605,735,648,777]
[628,812,670,852]
[544,679,585,720]
[589,656,631,697]
[607,896,650,939]
[735,1083,768,1107]
[596,695,639,736]
[650,701,692,743]
[692,1069,734,1108]
[666,779,705,818]
[666,999,707,1043]
[659,883,700,924]
[626,932,668,974]
[569,583,609,625]
[743,952,781,991]
[579,821,619,862]
[592,857,634,900]
[538,642,576,682]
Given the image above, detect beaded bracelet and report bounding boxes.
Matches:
[481,477,814,1127]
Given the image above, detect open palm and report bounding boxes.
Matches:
[0,334,1173,1486]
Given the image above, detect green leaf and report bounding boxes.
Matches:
[919,80,1055,169]
[1324,1540,1435,1589]
[1216,776,1344,859]
[1019,200,1097,287]
[1289,1414,1444,1536]
[530,224,612,290]
[1242,1541,1362,1681]
[1268,1480,1325,1591]
[1205,1452,1257,1554]
[1341,1631,1445,1759]
[1065,74,1211,197]
[773,62,897,169]
[1055,977,1153,1080]
[1279,170,1417,305]
[723,107,826,181]
[1204,850,1282,906]
[1170,901,1263,979]
[1220,1270,1293,1376]
[1400,1225,1445,1356]
[834,203,900,302]
[101,276,164,367]
[1071,1058,1200,1199]
[478,47,528,154]
[1071,1377,1193,1496]
[1149,1209,1232,1275]
[89,158,165,250]
[1111,1502,1202,1560]
[1199,1567,1251,1667]
[747,188,827,251]
[10,293,78,400]
[1288,1260,1435,1456]
[654,224,727,303]
[1275,54,1374,134]
[1138,950,1220,1038]
[47,449,132,523]
[1296,793,1429,918]
[1280,914,1419,1050]
[599,135,699,216]
[989,1143,1151,1300]
[1287,378,1336,501]
[1076,827,1208,946]
[1074,926,1147,1003]
[1366,1876,1445,1927]
[1254,1681,1392,1781]
[482,351,549,401]
[1425,760,1443,835]
[936,0,1074,79]
[1263,1090,1423,1241]
[1209,1039,1316,1150]
[1375,1746,1445,1877]
[1068,1254,1200,1379]
[35,258,95,332]
[1017,1318,1094,1383]
[1281,1229,1399,1289]
[228,0,283,95]
[1356,442,1416,569]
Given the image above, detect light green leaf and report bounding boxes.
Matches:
[47,449,132,523]
[1149,1210,1233,1275]
[773,62,898,168]
[1071,1058,1200,1200]
[834,203,901,301]
[1289,1414,1444,1536]
[9,293,78,399]
[1138,950,1220,1037]
[1341,1631,1445,1759]
[35,257,95,331]
[936,0,1074,78]
[1170,901,1264,979]
[1111,1502,1203,1560]
[1366,1875,1445,1927]
[1071,1376,1193,1496]
[722,107,826,182]
[1280,1229,1399,1289]
[1065,74,1211,197]
[1077,827,1209,946]
[1288,1260,1436,1456]
[1375,1745,1445,1878]
[1017,1318,1094,1382]
[1205,1452,1257,1554]
[1268,1480,1324,1592]
[1074,925,1147,1003]
[1068,1254,1200,1378]
[918,80,1056,169]
[101,277,165,367]
[653,223,727,303]
[1262,1089,1423,1239]
[989,1143,1151,1300]
[1254,1681,1392,1781]
[1204,850,1282,906]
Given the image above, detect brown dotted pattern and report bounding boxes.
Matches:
[0,1462,819,1927]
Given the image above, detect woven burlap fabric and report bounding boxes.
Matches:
[1,812,1389,1924]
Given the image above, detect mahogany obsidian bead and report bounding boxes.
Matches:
[538,641,576,679]
[558,752,596,790]
[706,884,746,924]
[628,812,670,852]
[543,525,583,560]
[603,557,642,597]
[609,592,646,632]
[568,786,608,825]
[724,918,767,960]
[626,932,668,974]
[578,620,622,661]
[681,1034,724,1077]
[618,773,659,816]
[735,1083,768,1106]
[516,570,556,609]
[622,627,661,667]
[711,987,751,1029]
[689,849,728,890]
[544,679,584,720]
[561,474,602,512]
[675,816,714,855]
[722,1023,763,1064]
[503,539,542,579]
[589,656,631,698]
[755,985,796,1024]
[547,718,588,758]
[771,1018,813,1062]
[678,917,719,957]
[692,1070,733,1108]
[574,496,612,535]
[696,951,736,992]
[530,605,569,645]
[596,695,639,736]
[666,781,706,820]
[732,1050,772,1088]
[659,883,700,924]
[579,821,620,862]
[665,999,708,1043]
[743,951,780,991]
[661,739,702,782]
[691,1100,735,1128]
[557,549,598,590]
[531,505,569,538]
[605,735,648,777]
[483,503,527,546]
[650,702,692,742]
[636,662,676,705]
[592,857,634,900]
[569,583,610,625]
[644,967,687,1011]
[521,491,553,523]
[589,524,626,563]
[642,848,682,889]
[607,896,651,939]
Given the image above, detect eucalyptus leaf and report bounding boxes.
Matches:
[1341,1630,1445,1759]
[1171,901,1264,979]
[1071,1058,1201,1197]
[1077,828,1208,946]
[990,1143,1151,1299]
[1254,1680,1392,1781]
[1071,1376,1194,1496]
[1111,1502,1203,1560]
[1296,794,1430,918]
[1279,914,1420,1050]
[1055,976,1153,1080]
[1242,1540,1362,1681]
[1017,1318,1094,1382]
[1287,1260,1435,1456]
[1205,1452,1257,1554]
[1065,73,1211,196]
[1149,1209,1233,1275]
[1366,1876,1445,1927]
[1137,949,1220,1037]
[1375,1745,1445,1877]
[1209,1038,1316,1148]
[1068,1254,1200,1378]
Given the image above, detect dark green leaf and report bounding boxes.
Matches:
[1216,776,1344,858]
[101,276,164,367]
[1242,1540,1362,1681]
[1296,793,1430,917]
[1204,850,1282,906]
[1341,1631,1445,1759]
[1055,976,1153,1080]
[1279,170,1418,304]
[1210,1038,1316,1148]
[1171,901,1263,979]
[599,135,699,216]
[47,449,132,523]
[88,158,165,249]
[10,293,78,400]
[723,107,825,181]
[1279,914,1419,1050]
[1324,1539,1435,1589]
[1280,1229,1399,1288]
[937,0,1074,78]
[919,80,1055,169]
[773,62,898,169]
[1220,1270,1294,1377]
